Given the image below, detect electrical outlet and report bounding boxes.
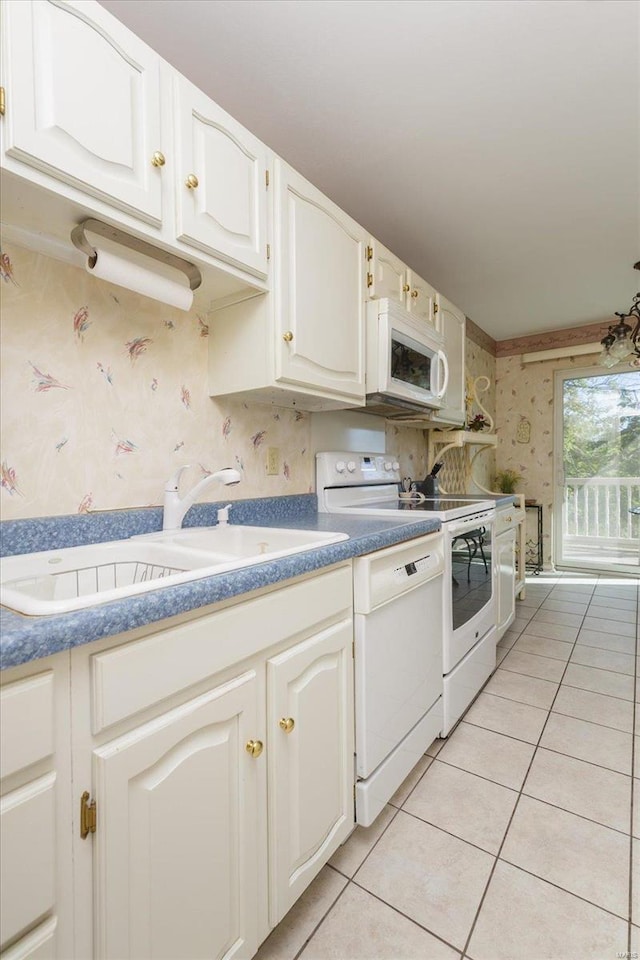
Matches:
[266,446,279,475]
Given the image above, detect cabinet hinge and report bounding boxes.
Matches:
[265,170,270,188]
[80,791,96,839]
[266,243,271,261]
[365,245,373,262]
[0,87,5,117]
[366,272,373,289]
[433,302,439,314]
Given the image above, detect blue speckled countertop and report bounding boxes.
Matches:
[0,494,440,670]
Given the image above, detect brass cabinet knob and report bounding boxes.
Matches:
[151,151,166,167]
[402,283,411,293]
[282,331,294,342]
[185,174,199,189]
[279,717,295,734]
[245,739,263,758]
[411,289,419,299]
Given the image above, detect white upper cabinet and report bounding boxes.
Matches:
[406,269,438,329]
[174,75,269,278]
[274,160,367,402]
[367,240,438,329]
[429,295,466,426]
[3,0,164,223]
[367,240,406,305]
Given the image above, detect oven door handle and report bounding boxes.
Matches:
[448,516,494,537]
[435,350,449,400]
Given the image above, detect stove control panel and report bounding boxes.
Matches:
[316,451,401,488]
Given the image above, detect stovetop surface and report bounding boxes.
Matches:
[348,498,489,512]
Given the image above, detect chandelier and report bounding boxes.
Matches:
[599,262,640,368]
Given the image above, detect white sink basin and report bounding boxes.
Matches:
[0,527,348,616]
[137,525,347,558]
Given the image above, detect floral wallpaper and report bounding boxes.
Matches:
[436,336,497,494]
[0,242,430,520]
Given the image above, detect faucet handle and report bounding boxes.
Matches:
[165,465,191,493]
[217,503,232,525]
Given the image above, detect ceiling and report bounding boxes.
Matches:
[100,0,639,341]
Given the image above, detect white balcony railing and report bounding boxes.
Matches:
[563,478,640,558]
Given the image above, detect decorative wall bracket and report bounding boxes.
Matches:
[427,376,496,481]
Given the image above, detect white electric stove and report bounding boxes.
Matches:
[317,452,498,738]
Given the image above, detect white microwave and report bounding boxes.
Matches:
[365,299,449,415]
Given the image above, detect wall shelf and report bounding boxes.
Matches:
[432,430,497,449]
[427,431,496,475]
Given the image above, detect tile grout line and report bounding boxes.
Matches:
[396,793,632,885]
[500,657,635,681]
[496,855,630,924]
[284,865,349,960]
[348,877,464,958]
[460,572,595,959]
[294,753,467,960]
[518,632,636,659]
[464,698,633,739]
[292,756,438,960]
[499,649,637,685]
[296,574,637,960]
[434,752,633,832]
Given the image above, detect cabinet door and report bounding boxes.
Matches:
[175,75,269,277]
[93,670,263,960]
[267,619,354,924]
[275,160,367,402]
[369,240,407,304]
[0,655,73,960]
[430,295,466,426]
[496,530,516,638]
[406,270,438,328]
[0,774,56,950]
[3,0,163,223]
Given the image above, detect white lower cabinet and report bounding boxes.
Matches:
[0,565,354,960]
[0,656,74,960]
[93,670,262,960]
[267,621,354,924]
[495,527,517,640]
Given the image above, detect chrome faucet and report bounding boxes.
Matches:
[163,465,241,531]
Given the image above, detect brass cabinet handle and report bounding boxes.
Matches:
[411,289,419,299]
[151,151,166,167]
[282,331,294,342]
[245,739,263,758]
[185,174,199,189]
[402,283,411,292]
[279,717,295,734]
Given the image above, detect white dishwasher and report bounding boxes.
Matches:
[353,532,444,826]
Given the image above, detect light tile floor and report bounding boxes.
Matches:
[255,572,639,960]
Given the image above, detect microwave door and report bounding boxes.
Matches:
[389,329,441,407]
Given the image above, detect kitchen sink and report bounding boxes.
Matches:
[0,527,348,616]
[136,524,348,557]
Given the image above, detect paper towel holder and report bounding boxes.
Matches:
[71,219,202,292]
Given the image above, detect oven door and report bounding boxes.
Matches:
[443,515,496,673]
